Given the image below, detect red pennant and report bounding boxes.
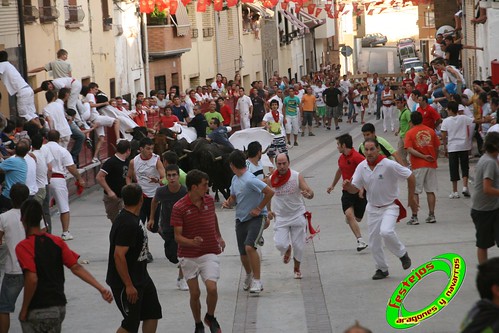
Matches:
[295,3,302,13]
[325,3,331,12]
[378,7,386,14]
[368,8,375,15]
[242,0,254,3]
[281,2,288,10]
[353,2,358,12]
[197,0,207,12]
[327,10,334,18]
[364,2,370,10]
[139,0,155,13]
[226,0,237,6]
[338,3,345,12]
[315,7,322,17]
[170,0,178,14]
[213,0,223,11]
[181,0,191,5]
[307,3,316,14]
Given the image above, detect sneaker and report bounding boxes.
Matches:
[425,215,437,224]
[357,239,368,252]
[146,251,154,263]
[243,273,253,291]
[400,252,411,270]
[372,269,389,280]
[407,216,419,225]
[462,189,470,197]
[91,157,100,164]
[61,231,74,241]
[85,138,93,149]
[287,141,291,145]
[327,127,331,130]
[308,132,315,136]
[294,270,302,279]
[294,142,298,146]
[204,314,221,333]
[301,132,305,137]
[249,280,263,294]
[335,126,340,130]
[177,278,189,291]
[449,192,460,199]
[194,323,205,333]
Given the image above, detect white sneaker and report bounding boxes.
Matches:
[357,239,368,252]
[243,273,253,291]
[177,278,189,291]
[449,192,460,199]
[61,231,74,241]
[249,280,263,294]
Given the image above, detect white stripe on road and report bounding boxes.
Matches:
[387,50,394,73]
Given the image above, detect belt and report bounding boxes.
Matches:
[51,173,65,179]
[372,203,393,208]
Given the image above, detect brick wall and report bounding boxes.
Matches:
[434,0,458,28]
[147,26,192,54]
[218,8,241,78]
[149,57,183,92]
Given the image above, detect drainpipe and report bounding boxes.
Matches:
[16,0,28,78]
[461,0,469,87]
[141,12,150,93]
[214,11,222,74]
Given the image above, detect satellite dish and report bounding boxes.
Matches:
[436,25,455,37]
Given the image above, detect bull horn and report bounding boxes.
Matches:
[166,136,175,141]
[183,149,193,153]
[147,128,156,134]
[172,127,183,135]
[214,156,223,161]
[125,128,135,134]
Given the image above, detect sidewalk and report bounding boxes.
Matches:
[10,116,495,332]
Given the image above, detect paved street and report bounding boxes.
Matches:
[358,46,400,74]
[10,115,497,332]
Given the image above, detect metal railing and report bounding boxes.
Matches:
[23,5,39,23]
[39,6,59,23]
[64,5,85,23]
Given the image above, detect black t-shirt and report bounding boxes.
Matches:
[445,43,463,67]
[323,88,342,107]
[172,105,189,122]
[154,185,187,235]
[188,113,208,138]
[106,209,149,288]
[251,96,265,119]
[101,155,128,197]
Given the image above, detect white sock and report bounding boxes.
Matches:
[463,187,468,192]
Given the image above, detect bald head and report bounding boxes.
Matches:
[276,153,290,174]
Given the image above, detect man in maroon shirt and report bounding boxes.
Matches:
[327,133,368,252]
[171,170,225,333]
[417,95,441,130]
[217,97,234,127]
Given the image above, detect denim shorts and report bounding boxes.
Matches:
[0,273,24,313]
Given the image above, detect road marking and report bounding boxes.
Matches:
[387,50,395,73]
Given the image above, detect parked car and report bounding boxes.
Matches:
[361,33,387,47]
[398,43,417,63]
[402,57,424,73]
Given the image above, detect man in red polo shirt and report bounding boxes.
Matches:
[327,133,368,252]
[171,170,225,333]
[217,97,234,127]
[417,95,441,130]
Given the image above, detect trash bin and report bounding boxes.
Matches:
[492,59,499,85]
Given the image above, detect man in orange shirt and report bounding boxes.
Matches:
[300,86,317,137]
[404,111,440,225]
[417,95,441,130]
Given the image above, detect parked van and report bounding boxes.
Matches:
[397,38,417,64]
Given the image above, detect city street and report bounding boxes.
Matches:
[10,116,496,333]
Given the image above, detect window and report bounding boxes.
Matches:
[23,0,39,23]
[109,78,116,98]
[64,0,84,27]
[102,0,111,31]
[38,0,58,23]
[154,75,167,92]
[424,11,435,27]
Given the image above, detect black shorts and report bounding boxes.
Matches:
[301,111,314,126]
[448,151,469,182]
[112,277,162,333]
[471,208,499,249]
[341,190,367,220]
[236,216,265,255]
[160,230,179,264]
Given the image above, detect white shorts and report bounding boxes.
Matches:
[284,115,299,135]
[413,167,438,194]
[179,253,220,282]
[17,87,37,121]
[59,136,70,149]
[93,115,116,136]
[49,178,69,214]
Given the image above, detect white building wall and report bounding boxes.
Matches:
[475,7,499,80]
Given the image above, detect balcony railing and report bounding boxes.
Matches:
[65,5,85,27]
[39,5,59,23]
[103,16,112,31]
[147,25,192,57]
[23,5,39,23]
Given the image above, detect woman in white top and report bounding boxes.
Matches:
[381,82,395,132]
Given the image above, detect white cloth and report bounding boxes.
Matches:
[0,209,24,274]
[25,154,38,196]
[443,65,464,84]
[382,105,395,132]
[211,81,225,93]
[133,154,160,198]
[49,178,70,214]
[273,214,306,262]
[45,141,74,175]
[366,203,407,271]
[236,95,253,120]
[43,99,72,138]
[0,62,27,95]
[32,146,53,188]
[16,86,37,121]
[488,124,499,133]
[441,115,474,152]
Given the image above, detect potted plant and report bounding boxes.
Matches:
[148,7,167,25]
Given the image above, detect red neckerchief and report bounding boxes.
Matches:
[437,68,443,78]
[271,169,291,188]
[373,78,378,84]
[216,81,222,88]
[190,97,197,104]
[271,110,279,123]
[367,154,385,167]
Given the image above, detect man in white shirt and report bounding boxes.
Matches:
[38,77,83,119]
[313,80,327,127]
[43,88,73,148]
[20,139,39,198]
[31,134,54,232]
[45,130,86,241]
[236,87,253,129]
[211,73,225,93]
[0,51,40,125]
[267,89,284,114]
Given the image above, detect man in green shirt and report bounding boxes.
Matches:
[204,101,224,134]
[283,88,301,146]
[395,97,412,165]
[359,123,407,166]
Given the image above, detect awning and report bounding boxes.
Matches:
[244,3,272,19]
[170,2,190,36]
[279,9,309,34]
[299,11,325,30]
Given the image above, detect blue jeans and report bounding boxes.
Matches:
[69,122,84,167]
[376,95,382,119]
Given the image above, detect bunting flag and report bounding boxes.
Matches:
[242,0,255,3]
[352,2,358,13]
[307,3,316,14]
[364,2,370,11]
[170,0,178,14]
[315,7,322,17]
[342,9,350,15]
[378,7,386,14]
[324,3,331,12]
[140,0,155,13]
[368,8,375,15]
[295,3,302,13]
[197,0,207,12]
[213,0,223,11]
[338,3,345,12]
[181,0,192,6]
[280,2,288,10]
[227,0,237,6]
[327,10,334,18]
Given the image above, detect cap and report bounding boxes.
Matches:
[157,90,165,94]
[395,96,406,102]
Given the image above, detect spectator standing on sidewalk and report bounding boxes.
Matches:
[343,138,417,280]
[327,134,368,252]
[470,132,499,264]
[300,86,316,137]
[394,97,412,166]
[404,111,440,225]
[222,150,274,294]
[283,88,301,146]
[322,80,343,130]
[106,184,162,333]
[269,153,314,279]
[171,170,225,333]
[17,199,113,332]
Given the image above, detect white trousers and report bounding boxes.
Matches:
[382,105,395,132]
[368,94,376,113]
[366,203,406,271]
[273,215,307,262]
[240,114,250,129]
[17,86,37,121]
